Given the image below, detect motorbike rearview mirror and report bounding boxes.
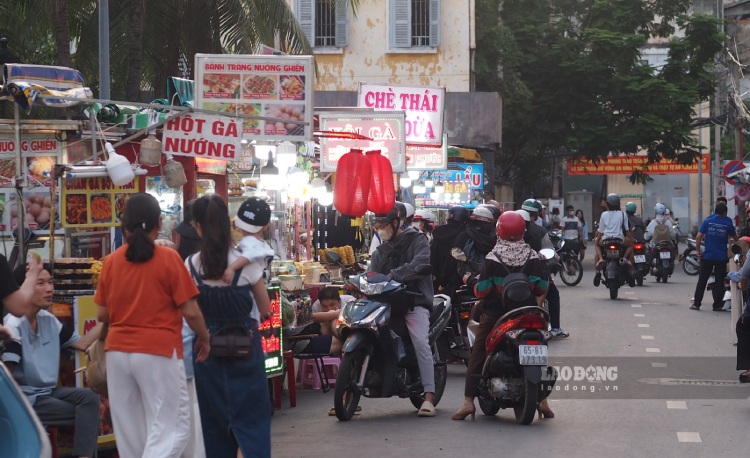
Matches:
[451,248,468,262]
[539,248,556,260]
[326,250,343,264]
[731,244,742,255]
[734,254,743,266]
[414,264,433,276]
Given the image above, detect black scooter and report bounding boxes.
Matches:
[600,238,630,299]
[333,265,452,421]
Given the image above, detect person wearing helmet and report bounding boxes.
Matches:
[690,202,738,311]
[403,203,416,227]
[453,211,552,421]
[625,202,646,244]
[452,206,497,280]
[369,202,409,255]
[644,203,677,245]
[369,205,437,416]
[412,210,436,244]
[593,193,635,287]
[478,203,501,223]
[521,199,545,228]
[519,209,567,338]
[431,206,470,293]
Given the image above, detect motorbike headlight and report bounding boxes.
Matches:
[359,277,389,295]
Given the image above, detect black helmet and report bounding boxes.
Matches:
[374,206,401,227]
[478,204,501,222]
[448,205,470,223]
[606,193,620,209]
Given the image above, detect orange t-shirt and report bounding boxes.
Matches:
[95,245,199,358]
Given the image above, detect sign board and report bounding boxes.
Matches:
[567,154,710,175]
[406,133,448,170]
[724,160,746,185]
[415,164,484,208]
[358,83,444,145]
[195,53,314,142]
[1,188,62,234]
[318,112,407,172]
[260,286,284,376]
[0,134,62,186]
[61,177,139,228]
[162,113,243,161]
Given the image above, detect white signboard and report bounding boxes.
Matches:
[357,83,445,145]
[194,54,314,142]
[162,113,243,161]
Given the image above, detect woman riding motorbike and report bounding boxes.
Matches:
[452,211,553,421]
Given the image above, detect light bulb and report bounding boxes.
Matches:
[435,181,445,193]
[425,177,434,188]
[408,170,420,180]
[318,190,334,206]
[399,176,412,188]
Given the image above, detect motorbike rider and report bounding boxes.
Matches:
[644,203,678,257]
[626,202,646,244]
[452,211,552,421]
[478,203,502,223]
[431,206,470,293]
[403,203,416,227]
[518,208,568,338]
[412,209,436,245]
[452,206,497,277]
[369,205,437,417]
[593,194,635,287]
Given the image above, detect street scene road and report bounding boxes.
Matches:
[271,247,750,458]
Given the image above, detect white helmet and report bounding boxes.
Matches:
[414,209,436,223]
[470,206,495,223]
[403,203,415,218]
[516,209,531,223]
[655,203,666,216]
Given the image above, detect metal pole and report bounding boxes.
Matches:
[14,104,23,265]
[698,153,703,224]
[90,109,98,161]
[98,0,110,99]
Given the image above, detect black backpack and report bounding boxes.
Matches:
[498,251,534,313]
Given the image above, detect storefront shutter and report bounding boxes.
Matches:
[334,149,371,217]
[367,150,396,214]
[335,0,349,48]
[296,0,315,46]
[429,0,440,47]
[389,0,411,49]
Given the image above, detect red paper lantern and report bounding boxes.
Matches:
[366,150,395,214]
[333,149,371,217]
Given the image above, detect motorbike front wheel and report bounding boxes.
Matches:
[409,340,449,410]
[514,377,539,425]
[479,396,501,416]
[334,351,365,421]
[682,254,699,276]
[559,256,583,286]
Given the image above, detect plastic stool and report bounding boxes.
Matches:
[298,356,341,390]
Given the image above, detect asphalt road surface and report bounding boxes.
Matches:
[271,248,749,458]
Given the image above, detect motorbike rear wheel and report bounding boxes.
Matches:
[636,276,643,286]
[334,351,365,421]
[513,376,539,425]
[479,396,501,416]
[409,340,449,410]
[559,256,583,286]
[609,282,619,300]
[683,254,699,275]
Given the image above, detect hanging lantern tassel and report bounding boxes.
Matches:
[333,149,370,217]
[366,150,395,214]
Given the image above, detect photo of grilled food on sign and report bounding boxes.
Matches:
[264,105,305,135]
[114,193,129,223]
[242,75,277,97]
[280,75,305,99]
[202,73,241,97]
[65,194,87,225]
[90,194,113,224]
[8,192,57,230]
[204,102,261,132]
[27,156,56,183]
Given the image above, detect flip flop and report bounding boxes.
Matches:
[328,405,362,416]
[418,400,436,417]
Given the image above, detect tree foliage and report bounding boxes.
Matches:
[476,0,725,190]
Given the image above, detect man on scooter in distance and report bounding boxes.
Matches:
[593,194,635,287]
[369,205,437,417]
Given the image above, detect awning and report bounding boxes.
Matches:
[448,146,481,162]
[0,64,92,113]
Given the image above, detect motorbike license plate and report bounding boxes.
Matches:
[634,255,646,263]
[519,345,548,366]
[660,251,671,259]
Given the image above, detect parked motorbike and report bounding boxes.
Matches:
[333,265,452,421]
[600,238,631,299]
[448,248,483,365]
[680,238,700,276]
[0,362,51,457]
[467,305,557,425]
[651,240,675,283]
[632,242,650,286]
[546,229,583,286]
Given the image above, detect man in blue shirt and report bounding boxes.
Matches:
[691,203,738,311]
[2,265,101,458]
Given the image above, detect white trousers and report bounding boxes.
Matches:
[107,351,190,458]
[181,378,206,458]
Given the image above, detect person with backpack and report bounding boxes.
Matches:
[452,206,497,282]
[645,203,678,256]
[370,205,437,417]
[452,211,552,421]
[593,194,635,287]
[431,206,470,293]
[626,202,646,244]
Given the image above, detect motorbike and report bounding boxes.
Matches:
[333,265,452,421]
[680,238,700,276]
[546,229,583,286]
[447,248,483,365]
[651,240,675,283]
[467,305,557,425]
[632,242,650,286]
[0,361,52,457]
[600,238,631,299]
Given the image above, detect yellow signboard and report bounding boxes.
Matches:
[61,177,139,228]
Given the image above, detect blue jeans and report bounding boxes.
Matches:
[194,327,271,458]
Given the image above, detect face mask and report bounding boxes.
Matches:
[568,211,574,216]
[378,225,394,241]
[411,222,422,229]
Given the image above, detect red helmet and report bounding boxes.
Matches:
[496,211,526,241]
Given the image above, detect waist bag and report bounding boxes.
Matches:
[189,255,255,359]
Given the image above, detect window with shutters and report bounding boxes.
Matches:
[388,0,440,51]
[296,0,349,50]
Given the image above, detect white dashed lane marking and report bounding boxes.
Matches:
[676,432,701,443]
[631,304,642,308]
[638,323,650,328]
[667,401,687,409]
[641,335,654,340]
[646,348,661,353]
[634,313,645,317]
[652,362,668,368]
